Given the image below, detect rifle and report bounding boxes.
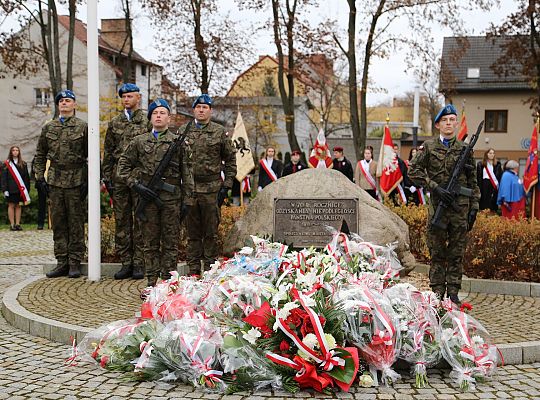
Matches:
[430,120,484,230]
[134,121,193,222]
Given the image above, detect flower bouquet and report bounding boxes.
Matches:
[387,284,442,388]
[440,309,499,391]
[132,315,225,389]
[79,318,162,372]
[337,285,401,385]
[256,288,359,393]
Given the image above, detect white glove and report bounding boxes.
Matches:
[3,191,9,197]
[257,186,263,192]
[409,186,417,193]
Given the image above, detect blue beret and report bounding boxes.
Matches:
[192,94,213,108]
[54,90,76,104]
[118,83,140,97]
[434,104,458,123]
[147,98,171,119]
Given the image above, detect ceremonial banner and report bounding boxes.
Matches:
[523,124,538,194]
[376,126,403,196]
[231,112,255,181]
[458,109,468,141]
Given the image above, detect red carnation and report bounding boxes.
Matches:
[460,302,473,312]
[279,340,290,352]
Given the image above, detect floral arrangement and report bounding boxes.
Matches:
[79,234,499,394]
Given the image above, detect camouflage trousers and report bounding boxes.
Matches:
[139,199,180,283]
[49,185,86,266]
[186,191,220,274]
[426,207,469,296]
[113,181,144,269]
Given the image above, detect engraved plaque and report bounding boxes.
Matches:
[273,198,358,247]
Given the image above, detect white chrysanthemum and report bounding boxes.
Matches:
[276,302,299,320]
[243,327,261,345]
[325,333,337,349]
[358,373,374,387]
[471,335,485,346]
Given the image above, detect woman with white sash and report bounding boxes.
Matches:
[476,148,502,212]
[1,146,31,231]
[354,146,379,200]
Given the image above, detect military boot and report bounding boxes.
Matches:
[132,264,144,280]
[114,264,133,280]
[68,262,81,278]
[46,260,69,278]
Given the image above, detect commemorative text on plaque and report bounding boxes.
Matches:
[273,198,358,247]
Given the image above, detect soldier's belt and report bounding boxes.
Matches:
[194,174,221,183]
[50,161,85,170]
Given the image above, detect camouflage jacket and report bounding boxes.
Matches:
[117,130,194,204]
[181,121,236,193]
[102,109,151,182]
[34,116,88,188]
[408,137,480,211]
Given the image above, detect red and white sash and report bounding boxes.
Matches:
[4,160,30,205]
[259,158,278,181]
[483,165,499,190]
[358,160,381,201]
[417,188,426,205]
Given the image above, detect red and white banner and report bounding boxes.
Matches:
[4,160,31,205]
[523,124,538,194]
[259,158,278,182]
[376,126,404,197]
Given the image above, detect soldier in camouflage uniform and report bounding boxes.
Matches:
[408,104,480,306]
[117,99,194,287]
[182,94,236,275]
[102,83,151,280]
[34,90,88,278]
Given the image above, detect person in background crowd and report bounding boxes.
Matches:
[282,149,307,176]
[354,146,379,200]
[497,159,526,219]
[183,94,237,276]
[332,146,354,181]
[404,147,425,206]
[258,146,283,191]
[117,99,194,287]
[31,155,47,229]
[476,148,502,212]
[2,146,30,231]
[102,83,151,281]
[34,90,88,279]
[409,104,480,306]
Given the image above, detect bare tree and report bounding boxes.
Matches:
[0,0,79,116]
[488,0,540,112]
[141,0,251,95]
[334,0,493,160]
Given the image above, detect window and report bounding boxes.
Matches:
[35,88,52,107]
[484,110,508,133]
[141,65,147,76]
[467,67,480,78]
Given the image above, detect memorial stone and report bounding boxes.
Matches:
[223,168,417,274]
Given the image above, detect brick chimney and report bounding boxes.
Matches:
[100,18,131,51]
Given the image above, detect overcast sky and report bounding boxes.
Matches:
[4,0,519,105]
